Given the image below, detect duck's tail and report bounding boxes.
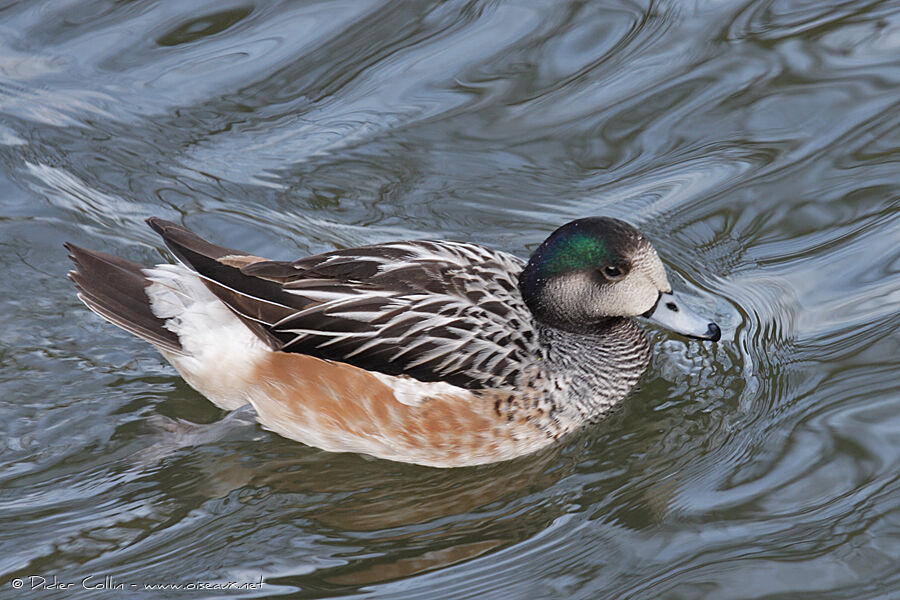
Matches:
[67,220,274,411]
[66,242,184,354]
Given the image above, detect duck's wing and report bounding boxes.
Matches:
[148,218,538,390]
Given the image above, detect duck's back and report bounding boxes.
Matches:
[152,219,541,391]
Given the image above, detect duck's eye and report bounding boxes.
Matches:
[602,264,625,281]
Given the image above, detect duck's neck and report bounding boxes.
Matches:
[536,318,652,420]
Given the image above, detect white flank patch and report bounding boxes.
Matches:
[143,264,271,410]
[367,370,465,406]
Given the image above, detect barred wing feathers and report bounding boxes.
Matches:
[151,219,537,391]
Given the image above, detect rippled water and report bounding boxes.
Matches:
[1,1,898,598]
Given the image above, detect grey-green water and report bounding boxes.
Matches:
[1,1,898,598]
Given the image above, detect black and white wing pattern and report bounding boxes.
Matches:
[250,241,537,390]
[153,219,539,391]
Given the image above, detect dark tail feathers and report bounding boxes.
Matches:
[66,243,183,354]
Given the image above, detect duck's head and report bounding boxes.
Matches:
[518,217,720,341]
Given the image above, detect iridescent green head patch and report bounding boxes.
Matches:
[541,233,612,277]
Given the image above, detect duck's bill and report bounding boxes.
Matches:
[643,291,721,341]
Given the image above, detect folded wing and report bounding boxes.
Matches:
[148,218,538,390]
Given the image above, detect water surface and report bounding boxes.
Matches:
[1,1,898,598]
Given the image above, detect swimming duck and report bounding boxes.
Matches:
[67,217,720,468]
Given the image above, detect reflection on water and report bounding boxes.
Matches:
[1,0,899,597]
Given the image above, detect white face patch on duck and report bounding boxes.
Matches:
[630,242,671,294]
[611,241,672,315]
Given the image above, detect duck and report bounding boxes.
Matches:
[66,216,720,468]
